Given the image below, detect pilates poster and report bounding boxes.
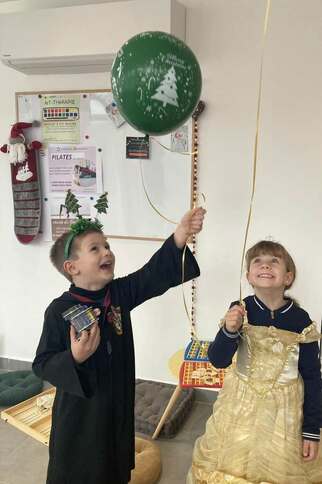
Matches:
[48,145,100,193]
[41,94,81,144]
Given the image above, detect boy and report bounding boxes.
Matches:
[33,207,205,484]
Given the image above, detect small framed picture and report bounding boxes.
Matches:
[126,135,150,159]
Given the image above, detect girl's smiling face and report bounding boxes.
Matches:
[247,252,294,291]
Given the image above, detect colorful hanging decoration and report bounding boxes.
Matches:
[0,121,42,244]
[179,340,227,389]
[185,100,206,342]
[184,339,210,361]
[179,361,226,389]
[179,101,227,390]
[164,100,225,389]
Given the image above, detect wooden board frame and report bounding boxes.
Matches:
[1,387,56,446]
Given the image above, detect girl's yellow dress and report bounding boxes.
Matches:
[187,321,322,484]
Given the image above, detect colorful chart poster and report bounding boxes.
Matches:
[48,145,98,193]
[41,94,81,144]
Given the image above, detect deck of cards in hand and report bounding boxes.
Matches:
[62,304,98,339]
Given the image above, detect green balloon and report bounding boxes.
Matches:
[111,31,202,135]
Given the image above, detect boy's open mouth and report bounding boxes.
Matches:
[100,262,112,270]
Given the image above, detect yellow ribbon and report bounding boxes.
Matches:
[182,193,206,344]
[139,159,178,224]
[239,0,271,303]
[140,127,205,343]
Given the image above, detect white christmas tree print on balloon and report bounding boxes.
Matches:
[151,66,179,107]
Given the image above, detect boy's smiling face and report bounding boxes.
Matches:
[64,231,115,290]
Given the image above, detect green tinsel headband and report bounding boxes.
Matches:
[61,189,108,260]
[64,218,104,260]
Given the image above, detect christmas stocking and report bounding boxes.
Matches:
[1,122,42,244]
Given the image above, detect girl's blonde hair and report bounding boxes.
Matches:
[245,240,296,290]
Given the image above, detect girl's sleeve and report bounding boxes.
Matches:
[32,304,96,398]
[115,234,200,310]
[208,300,241,368]
[299,340,322,441]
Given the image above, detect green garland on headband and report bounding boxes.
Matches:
[61,190,108,260]
[69,217,103,235]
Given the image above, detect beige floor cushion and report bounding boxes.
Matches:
[130,437,161,484]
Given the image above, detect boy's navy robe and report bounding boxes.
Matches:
[33,235,200,484]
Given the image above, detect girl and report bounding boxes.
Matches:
[187,240,322,484]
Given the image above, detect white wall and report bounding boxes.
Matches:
[0,0,322,383]
[0,0,184,58]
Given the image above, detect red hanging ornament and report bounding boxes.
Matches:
[1,121,42,244]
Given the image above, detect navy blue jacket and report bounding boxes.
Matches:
[208,295,321,441]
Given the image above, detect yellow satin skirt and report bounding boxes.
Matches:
[187,370,322,484]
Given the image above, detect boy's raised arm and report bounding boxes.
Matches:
[174,207,206,249]
[114,207,205,311]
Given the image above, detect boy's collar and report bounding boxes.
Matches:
[69,283,108,301]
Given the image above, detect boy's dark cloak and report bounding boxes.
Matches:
[33,235,200,484]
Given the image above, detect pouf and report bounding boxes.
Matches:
[0,371,43,406]
[135,379,194,438]
[130,437,161,484]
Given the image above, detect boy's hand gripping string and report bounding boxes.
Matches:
[180,199,206,342]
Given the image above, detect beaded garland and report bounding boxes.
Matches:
[190,100,205,340]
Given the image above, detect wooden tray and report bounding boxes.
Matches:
[1,387,56,446]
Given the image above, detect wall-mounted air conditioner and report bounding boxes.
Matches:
[0,0,185,75]
[1,54,115,75]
